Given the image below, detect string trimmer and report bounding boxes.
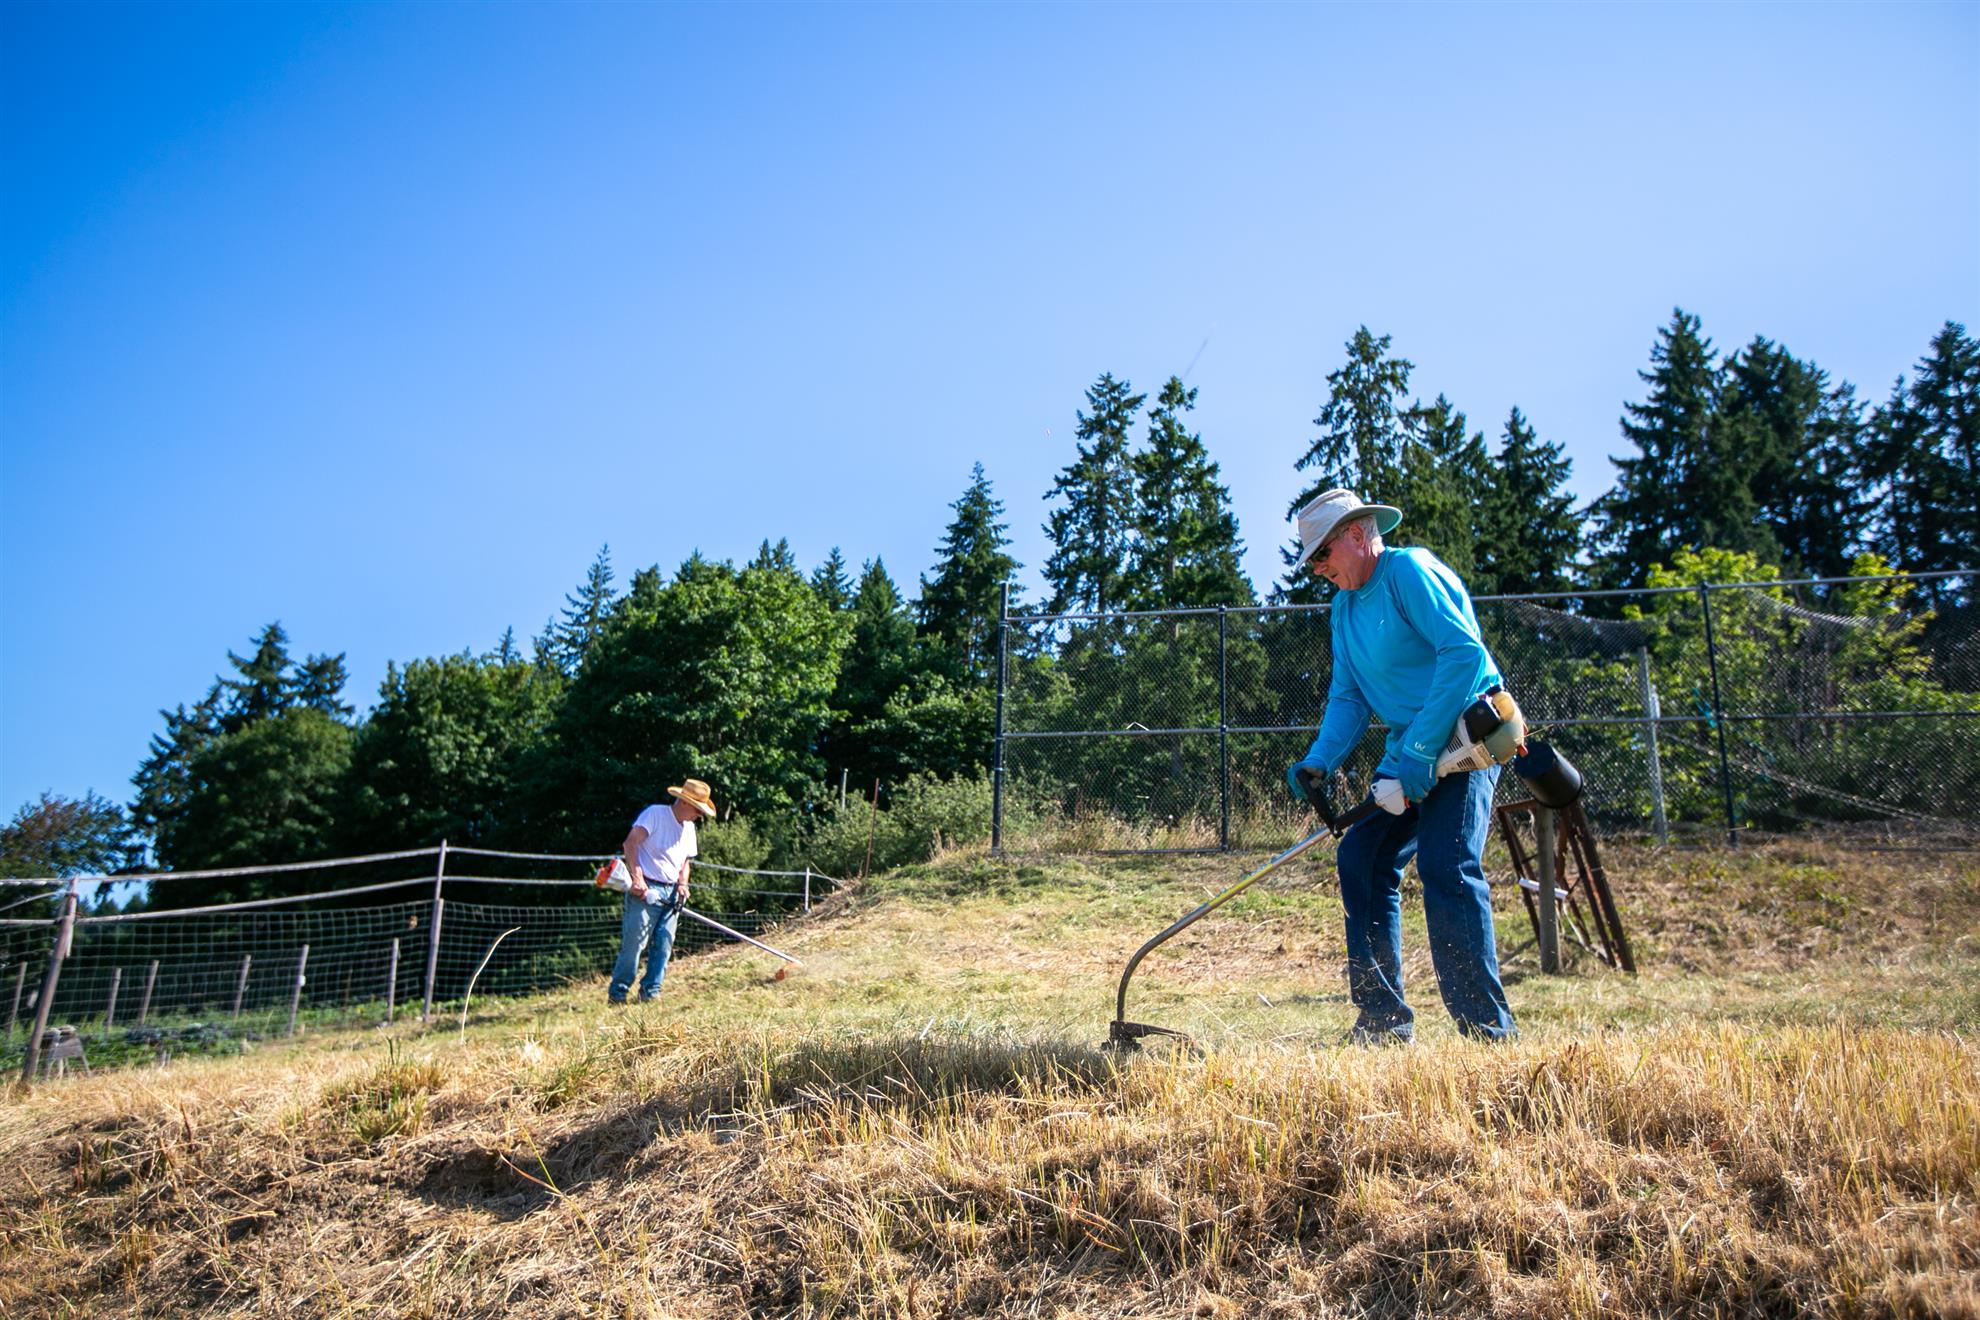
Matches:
[1105,766,1377,1050]
[1105,690,1565,1051]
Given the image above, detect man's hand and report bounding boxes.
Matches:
[628,872,649,901]
[1395,750,1436,803]
[1285,753,1330,804]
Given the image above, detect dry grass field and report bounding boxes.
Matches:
[1,836,1974,1318]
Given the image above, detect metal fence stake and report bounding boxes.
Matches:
[992,583,1009,854]
[104,967,122,1030]
[231,953,252,1020]
[1636,646,1668,845]
[803,867,812,914]
[21,886,78,1083]
[421,841,448,1023]
[138,960,158,1026]
[1535,807,1560,974]
[1698,583,1739,846]
[384,937,400,1023]
[287,945,309,1037]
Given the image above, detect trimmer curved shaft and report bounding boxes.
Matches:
[1107,770,1379,1051]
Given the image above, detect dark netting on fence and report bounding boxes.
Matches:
[995,572,1979,851]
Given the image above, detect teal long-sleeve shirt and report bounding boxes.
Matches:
[1306,546,1502,780]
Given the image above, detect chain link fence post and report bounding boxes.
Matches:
[992,582,1009,855]
[1698,583,1740,846]
[1217,604,1230,850]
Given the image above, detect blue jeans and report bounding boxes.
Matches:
[609,889,681,1002]
[1335,764,1516,1041]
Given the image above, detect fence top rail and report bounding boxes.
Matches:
[2,845,850,892]
[1009,603,1228,624]
[74,876,437,923]
[0,845,443,888]
[1003,569,1976,625]
[441,873,823,899]
[440,844,838,883]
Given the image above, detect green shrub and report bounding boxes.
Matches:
[697,813,772,871]
[804,773,993,878]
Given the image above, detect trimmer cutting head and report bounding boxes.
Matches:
[1105,1018,1195,1052]
[1103,769,1373,1052]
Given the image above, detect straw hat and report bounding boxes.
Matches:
[1292,488,1403,569]
[668,778,717,818]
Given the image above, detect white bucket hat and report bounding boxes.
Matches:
[1292,488,1403,569]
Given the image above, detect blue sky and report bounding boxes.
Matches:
[4,2,1976,822]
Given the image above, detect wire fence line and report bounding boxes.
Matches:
[5,846,840,1082]
[990,570,1979,853]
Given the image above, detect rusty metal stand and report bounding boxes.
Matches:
[1495,798,1636,974]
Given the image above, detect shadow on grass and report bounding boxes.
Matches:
[411,1031,1125,1221]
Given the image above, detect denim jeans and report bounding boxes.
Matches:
[1335,764,1517,1041]
[609,889,681,1002]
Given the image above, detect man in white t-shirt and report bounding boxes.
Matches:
[607,777,717,1004]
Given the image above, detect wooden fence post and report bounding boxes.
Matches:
[231,953,253,1020]
[20,887,78,1084]
[286,945,309,1038]
[8,963,24,1037]
[104,967,122,1030]
[138,960,159,1025]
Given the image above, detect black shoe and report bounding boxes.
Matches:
[607,998,628,1008]
[1341,1024,1413,1047]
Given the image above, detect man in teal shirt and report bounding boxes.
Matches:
[1285,489,1517,1043]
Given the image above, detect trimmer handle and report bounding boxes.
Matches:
[1297,765,1384,838]
[1295,766,1342,834]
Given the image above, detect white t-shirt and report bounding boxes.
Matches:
[631,803,698,898]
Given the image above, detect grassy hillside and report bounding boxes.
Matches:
[1,838,1975,1317]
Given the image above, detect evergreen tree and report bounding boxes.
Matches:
[131,623,352,861]
[1125,376,1254,609]
[293,652,355,721]
[1864,321,1979,595]
[1475,408,1580,597]
[919,463,1021,679]
[839,559,919,721]
[1281,328,1415,602]
[1590,309,1773,589]
[1392,394,1490,583]
[810,547,853,611]
[131,687,223,852]
[1043,372,1144,613]
[220,622,296,731]
[493,626,521,665]
[1719,337,1866,581]
[551,545,617,674]
[749,538,799,574]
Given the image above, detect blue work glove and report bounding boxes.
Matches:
[1394,749,1437,803]
[1285,748,1332,804]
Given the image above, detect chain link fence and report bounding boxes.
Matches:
[992,571,1979,852]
